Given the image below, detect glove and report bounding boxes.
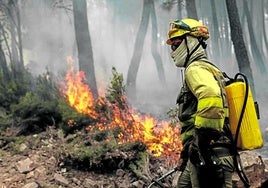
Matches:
[179,140,191,171]
[189,128,221,167]
[188,131,207,166]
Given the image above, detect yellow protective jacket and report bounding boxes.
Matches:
[177,60,229,143]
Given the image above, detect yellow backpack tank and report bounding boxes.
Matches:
[224,73,263,150]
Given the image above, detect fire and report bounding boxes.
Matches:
[60,62,182,164]
[63,66,97,118]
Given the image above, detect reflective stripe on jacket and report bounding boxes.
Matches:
[185,61,229,131]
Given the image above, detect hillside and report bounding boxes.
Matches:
[0,125,268,188]
[0,125,175,187]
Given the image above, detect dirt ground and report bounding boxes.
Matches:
[0,126,267,188]
[0,126,169,188]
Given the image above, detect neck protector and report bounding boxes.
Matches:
[171,35,207,67]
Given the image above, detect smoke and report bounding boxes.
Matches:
[20,0,181,118]
[85,0,181,116]
[21,0,75,76]
[20,0,268,155]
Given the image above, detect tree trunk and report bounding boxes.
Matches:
[177,0,183,19]
[0,42,10,81]
[126,0,150,98]
[220,3,233,70]
[72,0,98,99]
[150,0,166,85]
[9,0,24,77]
[244,0,266,74]
[186,0,198,19]
[225,0,255,94]
[0,22,11,81]
[15,0,24,70]
[261,0,268,60]
[210,0,221,66]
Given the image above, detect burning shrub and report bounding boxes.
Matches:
[106,67,126,108]
[59,65,182,172]
[57,97,95,135]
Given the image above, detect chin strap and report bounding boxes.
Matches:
[183,37,207,67]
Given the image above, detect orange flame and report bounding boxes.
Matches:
[60,60,182,165]
[61,56,97,118]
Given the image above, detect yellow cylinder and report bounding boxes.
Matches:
[225,81,263,150]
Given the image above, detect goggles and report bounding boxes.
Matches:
[169,21,192,31]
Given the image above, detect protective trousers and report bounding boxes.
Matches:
[177,155,234,188]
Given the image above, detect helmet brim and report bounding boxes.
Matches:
[166,29,190,45]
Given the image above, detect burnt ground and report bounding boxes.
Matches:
[0,126,267,188]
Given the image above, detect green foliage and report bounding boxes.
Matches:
[62,127,147,172]
[11,91,59,120]
[57,67,128,135]
[129,151,151,180]
[10,90,61,134]
[106,67,126,106]
[34,72,59,100]
[63,130,119,169]
[57,98,94,135]
[0,71,62,134]
[0,107,12,129]
[0,66,153,176]
[0,135,27,155]
[0,69,35,130]
[0,69,32,111]
[6,136,26,155]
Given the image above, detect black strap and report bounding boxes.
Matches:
[223,118,250,187]
[234,153,250,187]
[184,37,203,66]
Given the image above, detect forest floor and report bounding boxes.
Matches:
[0,126,176,188]
[0,125,268,188]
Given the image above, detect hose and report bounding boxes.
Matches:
[233,73,250,187]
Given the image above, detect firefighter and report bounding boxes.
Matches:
[166,18,235,187]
